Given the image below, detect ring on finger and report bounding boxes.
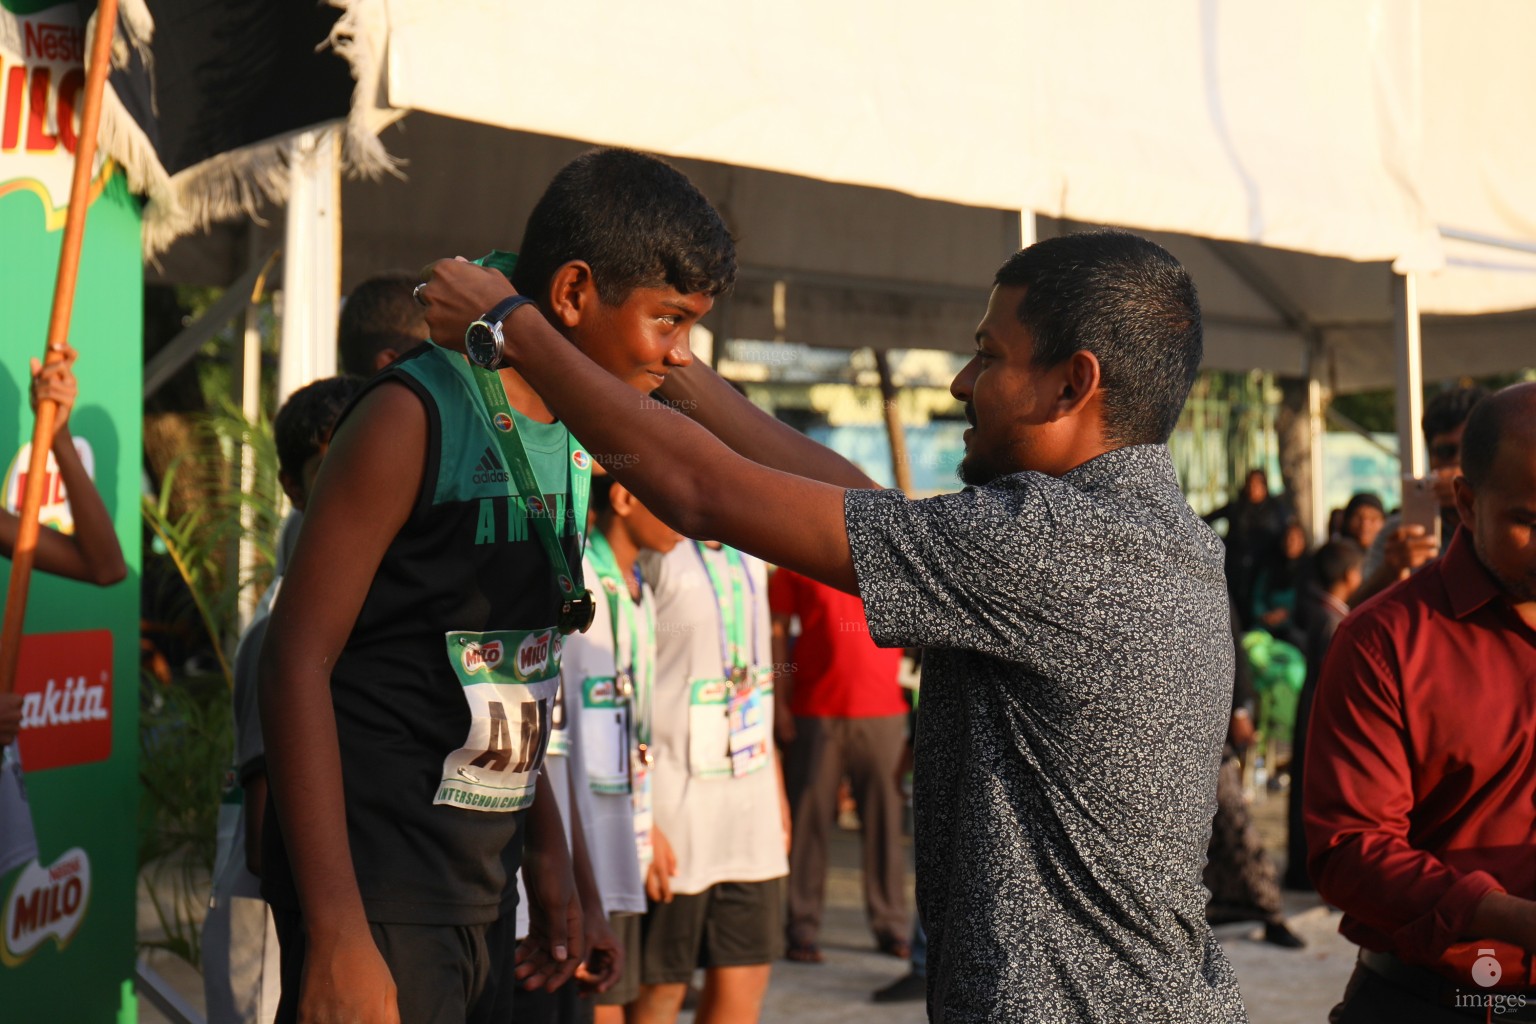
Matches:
[413,282,429,306]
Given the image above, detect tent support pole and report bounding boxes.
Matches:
[1306,341,1327,543]
[1392,273,1427,477]
[279,128,342,403]
[873,350,914,493]
[236,230,272,633]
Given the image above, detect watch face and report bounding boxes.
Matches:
[465,321,500,368]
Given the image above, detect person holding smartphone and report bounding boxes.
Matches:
[1352,386,1488,607]
[1305,383,1536,1022]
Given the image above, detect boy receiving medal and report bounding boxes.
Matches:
[260,149,735,1024]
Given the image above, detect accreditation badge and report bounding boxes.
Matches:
[727,685,769,778]
[632,744,654,873]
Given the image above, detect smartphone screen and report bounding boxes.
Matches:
[1399,475,1442,545]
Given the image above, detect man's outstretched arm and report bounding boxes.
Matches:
[656,361,880,490]
[419,261,860,594]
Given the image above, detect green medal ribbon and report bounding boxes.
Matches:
[694,541,750,683]
[468,250,594,633]
[587,533,655,749]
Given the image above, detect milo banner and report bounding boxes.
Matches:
[0,1,143,1021]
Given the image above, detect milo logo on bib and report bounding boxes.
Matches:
[515,631,555,680]
[462,640,504,674]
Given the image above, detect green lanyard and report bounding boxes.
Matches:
[587,533,655,748]
[694,541,751,679]
[466,250,593,628]
[466,363,591,603]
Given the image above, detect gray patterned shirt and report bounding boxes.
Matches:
[845,445,1246,1024]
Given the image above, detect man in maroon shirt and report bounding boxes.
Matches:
[1305,381,1536,1023]
[770,566,910,963]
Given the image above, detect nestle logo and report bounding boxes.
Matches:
[24,22,84,63]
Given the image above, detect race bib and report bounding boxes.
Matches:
[580,676,633,794]
[436,628,562,813]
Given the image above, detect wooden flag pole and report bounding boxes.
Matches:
[0,0,121,696]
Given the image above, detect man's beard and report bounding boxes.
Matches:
[956,451,999,486]
[957,402,997,486]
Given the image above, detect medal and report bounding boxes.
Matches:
[729,665,751,693]
[614,670,634,701]
[559,590,596,635]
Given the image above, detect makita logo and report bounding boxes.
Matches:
[462,640,504,674]
[516,631,552,679]
[13,630,114,772]
[473,447,509,484]
[19,677,107,728]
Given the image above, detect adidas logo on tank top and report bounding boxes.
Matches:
[472,446,511,484]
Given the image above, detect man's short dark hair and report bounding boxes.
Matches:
[1421,384,1489,443]
[994,231,1202,445]
[275,376,364,482]
[1313,539,1364,589]
[511,148,736,306]
[338,272,427,377]
[1460,383,1536,490]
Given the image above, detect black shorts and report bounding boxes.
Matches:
[273,908,516,1024]
[640,878,786,985]
[595,912,642,1006]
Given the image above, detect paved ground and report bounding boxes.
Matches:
[139,784,1354,1023]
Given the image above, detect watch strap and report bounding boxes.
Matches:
[484,293,534,328]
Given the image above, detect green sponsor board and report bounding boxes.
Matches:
[1,2,144,1021]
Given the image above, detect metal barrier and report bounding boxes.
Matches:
[135,959,206,1024]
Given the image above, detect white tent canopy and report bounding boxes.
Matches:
[382,0,1439,271]
[143,0,1535,395]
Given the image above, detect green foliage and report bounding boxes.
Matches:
[1171,370,1280,515]
[142,400,286,679]
[138,401,283,968]
[1332,371,1536,437]
[137,670,233,968]
[1331,388,1395,433]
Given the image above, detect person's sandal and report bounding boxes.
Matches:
[786,941,825,963]
[877,934,912,960]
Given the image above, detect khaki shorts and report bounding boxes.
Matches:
[640,877,786,985]
[594,912,642,1006]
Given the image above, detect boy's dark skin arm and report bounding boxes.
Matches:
[263,382,582,1021]
[259,383,420,1024]
[420,263,859,594]
[655,363,880,490]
